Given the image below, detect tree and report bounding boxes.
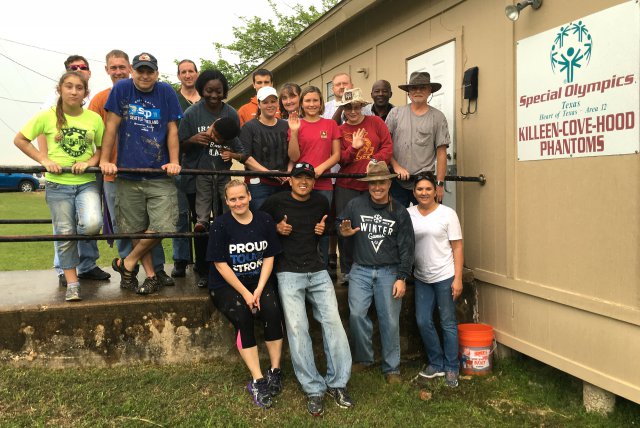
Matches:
[200,0,338,86]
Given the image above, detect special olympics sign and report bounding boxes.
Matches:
[516,1,639,161]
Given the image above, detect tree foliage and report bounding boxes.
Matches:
[200,0,338,86]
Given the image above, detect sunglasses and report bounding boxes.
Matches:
[68,65,89,71]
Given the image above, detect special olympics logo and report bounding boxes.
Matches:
[550,20,593,83]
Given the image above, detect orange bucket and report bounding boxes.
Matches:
[458,323,494,375]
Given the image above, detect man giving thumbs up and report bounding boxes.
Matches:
[261,162,354,416]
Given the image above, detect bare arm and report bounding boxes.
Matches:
[314,138,341,177]
[71,148,102,174]
[244,156,270,172]
[214,262,254,309]
[287,111,301,161]
[14,132,61,173]
[99,112,121,175]
[450,239,464,300]
[436,145,448,202]
[252,256,275,310]
[161,121,181,176]
[390,156,409,180]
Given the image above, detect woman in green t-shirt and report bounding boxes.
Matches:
[14,71,104,302]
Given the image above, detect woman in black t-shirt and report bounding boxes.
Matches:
[207,179,284,409]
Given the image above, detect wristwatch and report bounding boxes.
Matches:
[436,180,445,187]
[396,275,407,282]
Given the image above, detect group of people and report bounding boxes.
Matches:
[13,51,464,416]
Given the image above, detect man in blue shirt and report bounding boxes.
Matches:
[100,52,183,295]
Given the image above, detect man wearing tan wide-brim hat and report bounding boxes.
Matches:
[386,71,451,205]
[338,160,415,384]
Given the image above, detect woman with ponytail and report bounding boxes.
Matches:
[14,71,104,301]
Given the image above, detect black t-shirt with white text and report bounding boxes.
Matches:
[206,210,281,290]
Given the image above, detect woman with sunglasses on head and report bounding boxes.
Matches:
[14,71,104,302]
[240,86,292,211]
[287,86,341,269]
[408,173,463,388]
[334,88,393,284]
[207,179,284,408]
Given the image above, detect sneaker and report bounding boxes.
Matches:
[326,387,354,409]
[156,270,175,287]
[247,378,272,408]
[445,371,459,388]
[77,266,111,280]
[65,283,81,301]
[136,276,160,295]
[197,277,208,288]
[194,222,208,233]
[384,373,402,385]
[58,274,67,287]
[306,395,324,416]
[171,262,187,278]
[419,365,445,379]
[112,258,138,291]
[265,368,283,396]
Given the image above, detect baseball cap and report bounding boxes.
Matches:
[291,162,315,178]
[132,53,158,71]
[257,86,278,102]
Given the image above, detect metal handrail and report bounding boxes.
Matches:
[0,165,486,184]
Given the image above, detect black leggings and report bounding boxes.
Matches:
[210,283,284,349]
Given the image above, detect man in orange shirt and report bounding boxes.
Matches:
[88,50,174,287]
[237,69,280,126]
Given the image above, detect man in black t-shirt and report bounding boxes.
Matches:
[261,162,353,416]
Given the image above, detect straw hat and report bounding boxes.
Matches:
[336,88,370,107]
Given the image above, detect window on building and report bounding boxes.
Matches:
[326,82,334,102]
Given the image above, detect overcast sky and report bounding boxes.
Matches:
[0,0,326,165]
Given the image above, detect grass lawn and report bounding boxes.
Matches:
[0,356,638,427]
[1,194,639,426]
[0,191,174,271]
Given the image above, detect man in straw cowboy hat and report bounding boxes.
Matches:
[338,160,415,384]
[386,71,451,205]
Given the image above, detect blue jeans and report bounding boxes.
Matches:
[276,270,351,395]
[348,263,402,374]
[248,182,286,212]
[313,189,333,270]
[172,176,191,263]
[390,180,417,207]
[103,181,165,271]
[46,181,102,271]
[415,276,459,373]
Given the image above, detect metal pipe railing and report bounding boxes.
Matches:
[0,166,487,184]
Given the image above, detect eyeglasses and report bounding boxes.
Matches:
[68,65,89,71]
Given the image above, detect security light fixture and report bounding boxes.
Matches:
[505,0,543,21]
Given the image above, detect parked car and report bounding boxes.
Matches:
[0,172,41,192]
[34,173,46,189]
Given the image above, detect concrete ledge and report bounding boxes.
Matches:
[583,382,616,414]
[0,267,477,367]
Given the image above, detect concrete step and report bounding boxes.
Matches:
[0,266,477,368]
